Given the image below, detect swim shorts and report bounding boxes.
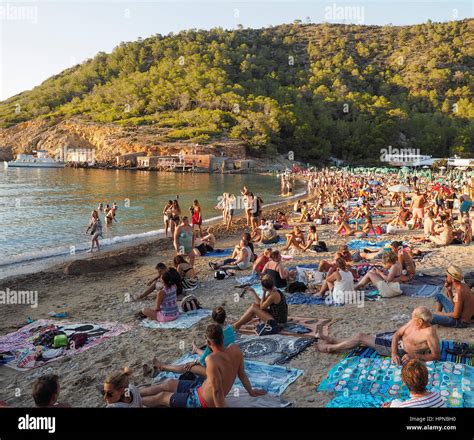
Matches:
[169,379,205,408]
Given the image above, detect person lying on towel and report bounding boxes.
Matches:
[317,306,441,365]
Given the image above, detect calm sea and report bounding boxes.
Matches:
[0,167,300,277]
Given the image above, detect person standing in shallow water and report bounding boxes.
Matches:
[191,200,203,237]
[86,210,103,252]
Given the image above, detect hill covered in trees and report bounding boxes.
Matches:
[0,19,473,162]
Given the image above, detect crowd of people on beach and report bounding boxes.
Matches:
[29,167,474,408]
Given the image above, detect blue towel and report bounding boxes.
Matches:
[288,264,319,271]
[401,283,443,297]
[347,239,390,251]
[140,309,212,329]
[202,248,233,258]
[154,353,303,395]
[317,355,472,408]
[285,292,342,306]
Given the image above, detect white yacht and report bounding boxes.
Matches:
[4,150,65,168]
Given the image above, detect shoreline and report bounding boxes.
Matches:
[0,183,307,282]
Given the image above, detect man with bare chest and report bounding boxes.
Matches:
[139,324,266,407]
[318,307,441,365]
[431,266,474,328]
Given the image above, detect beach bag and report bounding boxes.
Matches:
[181,295,201,312]
[312,241,328,252]
[214,270,228,280]
[68,333,88,350]
[376,281,402,298]
[286,281,308,293]
[256,319,279,336]
[34,328,65,348]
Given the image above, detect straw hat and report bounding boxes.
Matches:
[446,266,464,282]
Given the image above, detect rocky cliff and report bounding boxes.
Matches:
[0,118,247,162]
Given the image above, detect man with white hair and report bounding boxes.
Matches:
[318,306,441,365]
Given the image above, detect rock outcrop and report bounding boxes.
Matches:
[0,117,247,162]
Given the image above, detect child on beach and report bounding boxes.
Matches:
[140,270,180,322]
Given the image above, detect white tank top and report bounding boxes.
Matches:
[333,269,354,303]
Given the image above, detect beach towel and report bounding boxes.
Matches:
[235,334,314,365]
[343,340,474,367]
[317,356,473,408]
[153,353,303,396]
[401,283,443,297]
[235,273,259,286]
[285,292,343,306]
[411,273,445,285]
[225,390,291,407]
[140,309,212,330]
[347,239,390,251]
[0,320,131,371]
[235,316,334,338]
[201,248,233,258]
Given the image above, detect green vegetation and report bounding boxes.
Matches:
[1,20,473,161]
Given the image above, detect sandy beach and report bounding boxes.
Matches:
[1,192,473,408]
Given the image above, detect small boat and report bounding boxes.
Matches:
[4,150,65,168]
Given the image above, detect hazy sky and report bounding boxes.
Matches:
[0,0,472,100]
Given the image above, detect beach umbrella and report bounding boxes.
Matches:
[422,165,430,169]
[388,184,413,193]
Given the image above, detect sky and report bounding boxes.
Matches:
[0,0,472,100]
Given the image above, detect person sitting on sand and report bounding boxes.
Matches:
[386,206,411,228]
[273,211,288,230]
[140,270,180,322]
[317,257,355,299]
[283,225,305,252]
[193,228,216,256]
[139,324,266,407]
[258,220,279,245]
[209,238,252,271]
[253,248,272,276]
[318,245,353,277]
[354,251,402,297]
[233,276,288,331]
[133,263,183,301]
[32,374,70,408]
[428,218,454,246]
[390,241,416,282]
[174,216,195,266]
[149,307,236,379]
[103,367,142,408]
[411,209,436,243]
[383,360,445,408]
[335,208,353,236]
[302,225,319,252]
[317,306,441,365]
[262,250,294,288]
[431,266,474,328]
[173,255,198,292]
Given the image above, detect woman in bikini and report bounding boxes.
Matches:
[173,255,198,292]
